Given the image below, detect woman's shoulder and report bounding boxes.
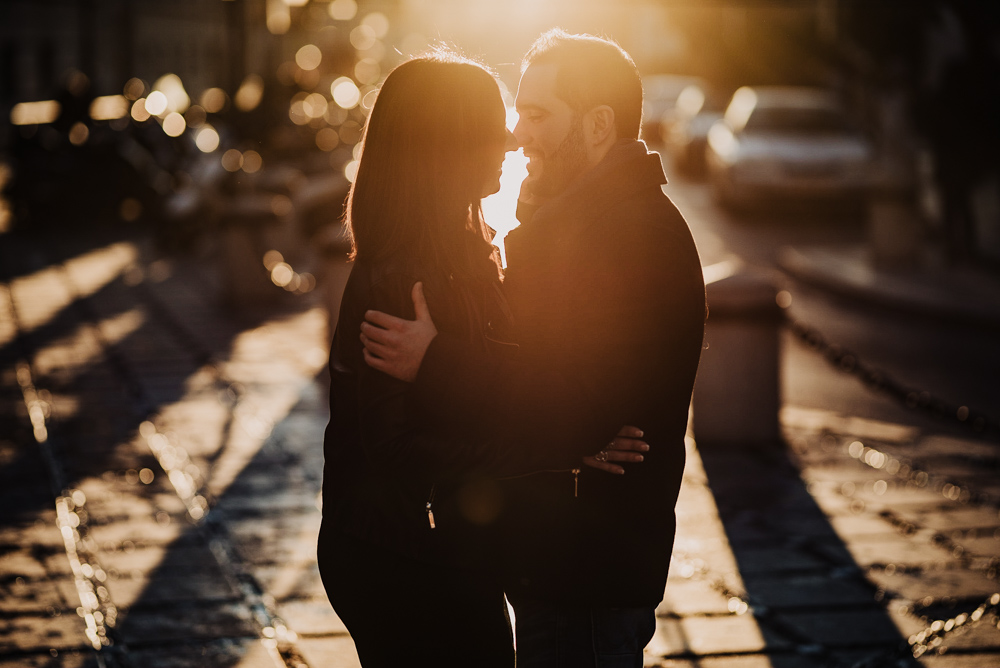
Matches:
[349,256,436,320]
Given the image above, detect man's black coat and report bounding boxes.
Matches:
[418,140,707,606]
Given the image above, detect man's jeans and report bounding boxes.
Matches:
[513,600,657,668]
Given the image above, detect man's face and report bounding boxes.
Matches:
[513,63,589,197]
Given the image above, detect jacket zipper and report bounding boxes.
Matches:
[426,485,436,529]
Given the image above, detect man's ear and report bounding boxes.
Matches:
[583,105,616,146]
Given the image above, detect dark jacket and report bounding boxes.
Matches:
[416,140,706,605]
[322,235,592,571]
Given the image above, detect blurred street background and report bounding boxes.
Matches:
[1,1,999,666]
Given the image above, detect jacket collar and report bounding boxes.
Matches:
[517,139,668,231]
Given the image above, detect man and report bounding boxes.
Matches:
[361,30,706,666]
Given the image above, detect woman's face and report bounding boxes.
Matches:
[480,100,519,198]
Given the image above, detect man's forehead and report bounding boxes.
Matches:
[515,63,561,108]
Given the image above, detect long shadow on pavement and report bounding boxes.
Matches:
[698,443,918,668]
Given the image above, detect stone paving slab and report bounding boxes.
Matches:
[771,608,909,648]
[124,638,278,668]
[647,613,795,656]
[295,636,361,668]
[4,232,1000,666]
[739,572,878,609]
[0,611,92,652]
[919,651,1000,667]
[114,602,258,645]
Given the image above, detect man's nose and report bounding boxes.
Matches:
[512,119,528,148]
[504,129,518,152]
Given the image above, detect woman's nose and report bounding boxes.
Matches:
[504,128,519,152]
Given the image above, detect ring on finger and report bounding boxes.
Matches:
[594,450,609,463]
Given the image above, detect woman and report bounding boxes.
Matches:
[317,52,520,666]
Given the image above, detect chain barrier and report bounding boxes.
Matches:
[816,433,1000,664]
[786,318,1000,442]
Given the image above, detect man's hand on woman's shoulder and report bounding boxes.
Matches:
[361,282,438,382]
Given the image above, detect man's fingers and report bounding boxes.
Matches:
[616,425,644,438]
[582,456,625,475]
[412,282,431,322]
[360,332,391,359]
[360,321,396,346]
[609,437,649,452]
[606,449,644,463]
[362,348,388,371]
[364,309,409,331]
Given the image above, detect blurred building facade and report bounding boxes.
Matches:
[1,0,997,267]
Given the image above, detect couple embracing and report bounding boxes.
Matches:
[317,28,706,667]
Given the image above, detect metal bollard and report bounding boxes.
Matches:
[692,269,786,448]
[218,193,286,309]
[868,166,921,270]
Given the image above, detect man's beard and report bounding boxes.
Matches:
[532,119,588,197]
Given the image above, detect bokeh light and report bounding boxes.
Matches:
[221,149,244,172]
[328,0,357,21]
[235,74,265,112]
[344,160,359,183]
[349,25,377,51]
[162,112,187,137]
[195,125,220,152]
[263,250,284,270]
[270,262,294,287]
[131,99,151,122]
[303,92,328,119]
[123,77,146,101]
[152,74,191,114]
[242,150,263,174]
[362,12,390,39]
[68,122,89,146]
[266,0,291,34]
[331,77,360,109]
[89,95,129,121]
[144,91,168,116]
[354,58,381,85]
[270,195,293,217]
[295,44,323,71]
[315,127,340,151]
[10,100,60,125]
[200,87,227,113]
[325,105,349,126]
[289,98,309,125]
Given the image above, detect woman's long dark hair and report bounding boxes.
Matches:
[346,51,507,280]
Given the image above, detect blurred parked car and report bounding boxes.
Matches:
[663,82,729,175]
[641,74,703,145]
[705,86,873,209]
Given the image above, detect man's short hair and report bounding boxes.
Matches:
[522,29,643,140]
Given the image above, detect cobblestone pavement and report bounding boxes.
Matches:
[1,230,998,667]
